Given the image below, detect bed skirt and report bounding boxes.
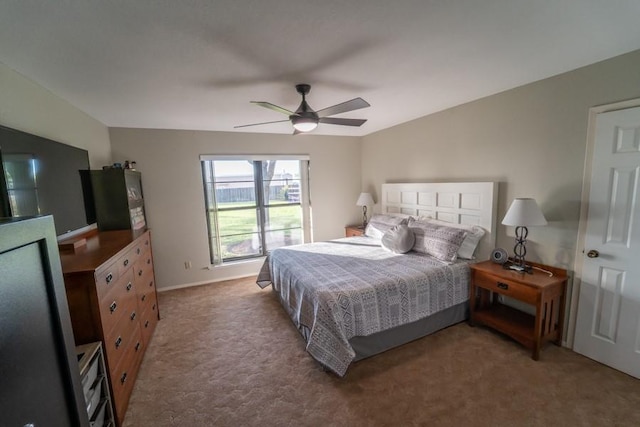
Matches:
[350,301,468,361]
[284,287,469,366]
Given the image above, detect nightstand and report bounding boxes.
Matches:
[345,225,365,237]
[469,260,568,360]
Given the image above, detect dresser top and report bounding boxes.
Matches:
[60,229,148,273]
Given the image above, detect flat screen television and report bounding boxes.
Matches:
[0,125,95,238]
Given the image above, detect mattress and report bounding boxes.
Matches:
[257,236,471,376]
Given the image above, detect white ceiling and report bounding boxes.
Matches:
[1,1,640,136]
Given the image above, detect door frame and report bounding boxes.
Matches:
[567,97,640,349]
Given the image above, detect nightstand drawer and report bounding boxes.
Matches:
[473,272,537,305]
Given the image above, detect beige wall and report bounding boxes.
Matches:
[0,62,111,167]
[109,128,361,290]
[0,59,362,291]
[5,47,640,295]
[362,49,640,275]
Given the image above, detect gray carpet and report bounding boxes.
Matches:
[123,277,640,427]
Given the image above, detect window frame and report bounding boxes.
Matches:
[200,154,311,265]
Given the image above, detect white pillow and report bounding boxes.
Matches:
[407,218,467,263]
[381,224,415,254]
[422,218,486,259]
[365,214,408,239]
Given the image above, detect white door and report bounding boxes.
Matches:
[573,106,640,379]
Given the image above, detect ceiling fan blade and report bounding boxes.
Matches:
[234,119,290,129]
[319,117,367,127]
[251,101,295,116]
[316,97,370,118]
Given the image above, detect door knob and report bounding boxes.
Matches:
[587,250,599,258]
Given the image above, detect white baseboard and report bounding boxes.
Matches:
[157,273,258,292]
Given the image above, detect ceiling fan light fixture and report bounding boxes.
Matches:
[291,116,318,132]
[237,84,369,133]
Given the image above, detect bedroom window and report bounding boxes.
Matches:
[200,155,311,265]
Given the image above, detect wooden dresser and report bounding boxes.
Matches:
[60,229,159,426]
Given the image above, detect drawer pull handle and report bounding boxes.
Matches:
[135,341,141,351]
[123,259,129,267]
[120,372,127,384]
[147,259,151,265]
[109,301,117,313]
[115,336,122,349]
[152,304,156,311]
[130,311,136,321]
[141,294,147,302]
[126,282,132,292]
[136,248,141,255]
[149,280,153,288]
[497,282,509,290]
[106,273,113,284]
[138,270,143,277]
[145,240,149,246]
[145,320,149,328]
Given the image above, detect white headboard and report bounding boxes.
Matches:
[381,182,498,260]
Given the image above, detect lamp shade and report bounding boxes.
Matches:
[502,198,547,226]
[356,192,375,207]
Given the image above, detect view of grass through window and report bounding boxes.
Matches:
[202,158,308,263]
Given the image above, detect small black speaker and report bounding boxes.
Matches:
[491,248,508,264]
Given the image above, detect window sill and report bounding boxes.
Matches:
[207,256,266,270]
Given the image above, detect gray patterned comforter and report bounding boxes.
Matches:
[257,236,471,376]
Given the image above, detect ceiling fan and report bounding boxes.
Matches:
[235,84,370,134]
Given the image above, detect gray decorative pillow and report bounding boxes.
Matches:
[422,218,486,259]
[381,224,415,254]
[408,218,468,263]
[365,214,408,239]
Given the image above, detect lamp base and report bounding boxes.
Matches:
[362,205,368,228]
[505,262,533,274]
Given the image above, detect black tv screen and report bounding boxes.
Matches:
[0,125,94,237]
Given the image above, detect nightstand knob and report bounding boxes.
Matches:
[497,282,509,290]
[587,250,600,258]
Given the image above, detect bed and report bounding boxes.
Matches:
[257,182,497,376]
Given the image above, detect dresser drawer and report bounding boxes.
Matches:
[136,270,154,297]
[133,250,153,280]
[140,293,159,346]
[128,233,149,262]
[137,280,156,311]
[95,260,121,301]
[98,269,137,335]
[116,249,137,278]
[103,298,140,377]
[473,271,538,305]
[110,324,143,422]
[137,232,151,255]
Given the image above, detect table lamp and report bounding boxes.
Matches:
[356,192,375,227]
[501,198,547,272]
